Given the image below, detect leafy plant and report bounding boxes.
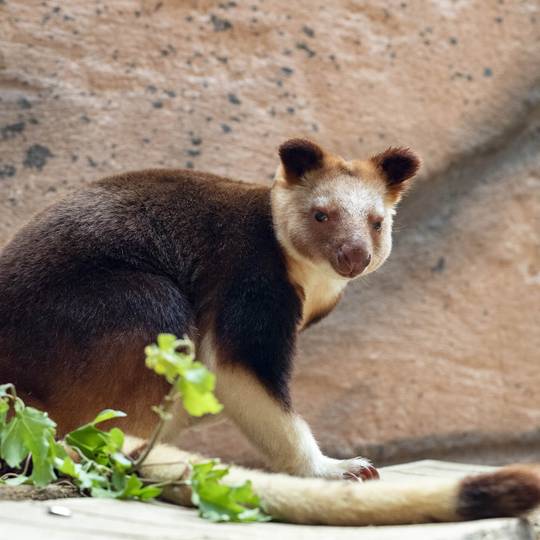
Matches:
[61,409,162,500]
[190,460,270,523]
[144,334,222,418]
[0,334,269,522]
[0,383,58,486]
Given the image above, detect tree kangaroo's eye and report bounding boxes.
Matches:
[314,211,328,223]
[372,220,383,232]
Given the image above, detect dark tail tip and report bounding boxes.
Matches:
[457,466,540,520]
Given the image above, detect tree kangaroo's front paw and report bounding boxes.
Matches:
[318,456,379,482]
[342,459,379,482]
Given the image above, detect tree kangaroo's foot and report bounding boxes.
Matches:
[297,455,379,481]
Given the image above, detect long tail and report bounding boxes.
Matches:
[125,436,540,526]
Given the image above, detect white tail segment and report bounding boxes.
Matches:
[124,436,540,526]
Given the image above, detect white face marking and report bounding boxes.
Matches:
[272,170,397,325]
[312,175,386,222]
[309,175,394,275]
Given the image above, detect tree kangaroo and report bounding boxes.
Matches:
[1,138,539,524]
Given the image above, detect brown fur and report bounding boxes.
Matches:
[371,146,421,201]
[0,139,421,482]
[278,138,325,182]
[457,466,540,520]
[0,168,292,430]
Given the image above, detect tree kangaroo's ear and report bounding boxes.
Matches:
[278,138,325,184]
[371,147,421,198]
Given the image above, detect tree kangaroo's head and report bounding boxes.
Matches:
[271,138,420,280]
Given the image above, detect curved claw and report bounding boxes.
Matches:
[365,465,380,480]
[343,464,380,482]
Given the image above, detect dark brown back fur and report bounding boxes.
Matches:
[0,170,301,434]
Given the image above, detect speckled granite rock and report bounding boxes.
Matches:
[0,0,539,467]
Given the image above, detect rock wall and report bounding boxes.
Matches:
[1,0,539,466]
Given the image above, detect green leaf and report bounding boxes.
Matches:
[0,405,58,486]
[157,333,177,350]
[178,378,223,417]
[111,452,132,470]
[121,474,144,497]
[91,410,127,425]
[19,409,57,485]
[66,424,110,459]
[65,413,126,462]
[137,484,163,501]
[90,485,122,498]
[111,469,126,491]
[190,461,270,523]
[108,428,124,451]
[0,405,57,486]
[78,468,106,491]
[0,399,9,426]
[183,362,215,390]
[31,455,56,486]
[0,417,27,467]
[55,456,78,477]
[103,470,162,501]
[3,475,29,486]
[145,333,223,418]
